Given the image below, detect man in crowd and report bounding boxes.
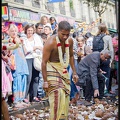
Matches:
[76,50,111,102]
[44,25,52,40]
[42,21,78,120]
[32,23,44,102]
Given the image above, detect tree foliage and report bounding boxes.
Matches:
[69,0,74,10]
[83,0,110,22]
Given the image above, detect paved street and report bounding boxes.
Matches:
[8,82,118,119]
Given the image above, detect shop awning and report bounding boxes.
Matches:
[108,28,117,33]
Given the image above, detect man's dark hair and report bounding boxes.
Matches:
[35,23,43,29]
[72,32,77,38]
[49,17,56,21]
[84,32,92,38]
[41,33,47,39]
[58,21,71,31]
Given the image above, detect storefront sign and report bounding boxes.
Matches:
[2,3,9,20]
[9,7,40,24]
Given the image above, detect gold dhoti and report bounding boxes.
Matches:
[46,62,70,120]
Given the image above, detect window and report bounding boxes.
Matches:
[111,23,114,29]
[107,22,110,28]
[90,18,93,23]
[59,3,66,15]
[47,3,54,12]
[32,0,40,8]
[14,0,24,4]
[70,9,75,17]
[82,15,86,21]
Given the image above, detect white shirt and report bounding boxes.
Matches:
[23,33,43,59]
[86,37,93,47]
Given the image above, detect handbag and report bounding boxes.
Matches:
[32,52,42,71]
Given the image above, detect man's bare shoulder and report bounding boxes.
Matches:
[68,37,73,45]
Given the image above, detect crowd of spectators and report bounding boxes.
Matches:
[2,15,118,113]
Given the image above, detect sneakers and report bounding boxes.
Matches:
[109,90,115,94]
[104,90,108,94]
[32,97,40,102]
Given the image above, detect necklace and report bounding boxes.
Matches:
[56,36,69,71]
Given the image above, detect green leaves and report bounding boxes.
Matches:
[83,0,110,23]
[69,0,73,9]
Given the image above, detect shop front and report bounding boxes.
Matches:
[3,6,41,32]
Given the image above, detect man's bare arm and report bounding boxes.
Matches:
[41,38,54,82]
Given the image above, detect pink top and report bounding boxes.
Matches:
[112,37,118,61]
[2,60,13,97]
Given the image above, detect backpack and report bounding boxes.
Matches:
[92,34,105,52]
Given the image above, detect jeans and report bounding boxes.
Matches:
[37,72,45,98]
[115,61,119,82]
[100,58,110,91]
[25,58,40,101]
[32,67,39,98]
[67,60,78,100]
[25,59,33,99]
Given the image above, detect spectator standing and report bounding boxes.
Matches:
[40,16,52,29]
[77,36,86,61]
[34,22,45,100]
[68,32,79,104]
[44,26,52,40]
[49,17,58,35]
[94,23,114,94]
[22,24,41,102]
[108,34,118,92]
[84,32,93,55]
[8,24,29,108]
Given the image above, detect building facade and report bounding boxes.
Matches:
[2,0,117,30]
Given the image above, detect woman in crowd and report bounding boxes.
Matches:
[22,24,42,102]
[40,16,51,29]
[97,24,114,94]
[49,17,58,35]
[8,24,29,108]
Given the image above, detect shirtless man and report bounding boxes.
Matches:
[42,21,78,120]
